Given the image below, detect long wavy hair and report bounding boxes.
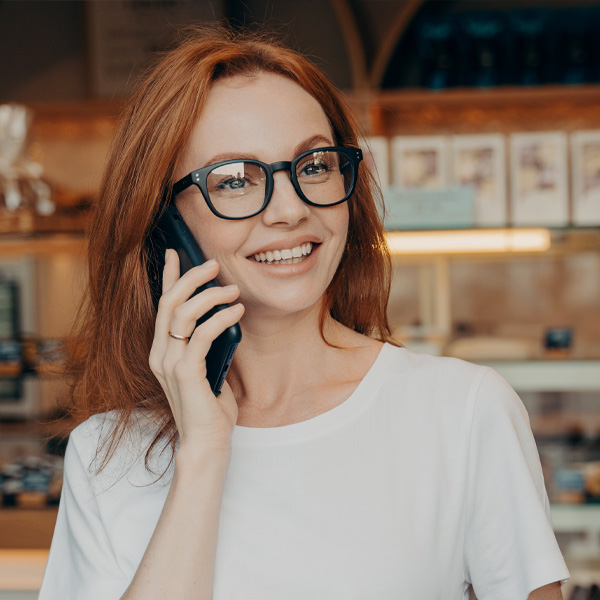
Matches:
[64,24,396,476]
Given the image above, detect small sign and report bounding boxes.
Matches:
[383,186,475,230]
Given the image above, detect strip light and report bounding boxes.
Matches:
[385,228,551,255]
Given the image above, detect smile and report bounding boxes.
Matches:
[252,242,314,264]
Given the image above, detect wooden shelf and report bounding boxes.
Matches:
[346,84,600,135]
[374,84,600,108]
[0,232,87,257]
[0,417,74,439]
[26,99,122,136]
[480,359,600,392]
[0,509,58,550]
[0,208,91,237]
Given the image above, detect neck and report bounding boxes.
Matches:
[226,305,350,413]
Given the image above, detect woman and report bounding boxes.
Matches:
[39,26,569,600]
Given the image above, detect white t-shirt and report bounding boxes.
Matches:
[39,344,569,600]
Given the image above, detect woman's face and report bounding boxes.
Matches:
[174,72,349,319]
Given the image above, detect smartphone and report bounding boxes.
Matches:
[154,204,242,395]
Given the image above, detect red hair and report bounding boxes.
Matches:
[63,25,396,476]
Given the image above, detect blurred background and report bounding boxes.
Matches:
[0,1,599,598]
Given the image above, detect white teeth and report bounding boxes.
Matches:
[252,242,315,264]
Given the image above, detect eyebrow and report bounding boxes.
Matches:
[202,134,335,167]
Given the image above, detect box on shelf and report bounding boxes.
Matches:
[571,130,600,226]
[509,131,569,227]
[450,134,508,228]
[391,135,449,190]
[360,136,390,189]
[383,186,475,230]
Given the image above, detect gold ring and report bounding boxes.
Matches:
[168,330,191,342]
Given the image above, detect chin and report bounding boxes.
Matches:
[243,292,325,320]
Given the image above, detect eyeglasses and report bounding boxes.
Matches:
[171,146,363,220]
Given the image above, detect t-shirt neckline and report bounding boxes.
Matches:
[231,342,400,446]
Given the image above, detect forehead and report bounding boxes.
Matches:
[178,72,334,172]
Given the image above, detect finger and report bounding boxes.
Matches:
[166,302,244,391]
[156,257,220,338]
[152,283,240,383]
[162,248,180,295]
[186,303,245,359]
[152,250,213,375]
[168,284,241,340]
[162,249,219,297]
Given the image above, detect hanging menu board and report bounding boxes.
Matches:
[87,0,223,97]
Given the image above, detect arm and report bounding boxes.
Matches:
[120,448,230,600]
[122,251,243,599]
[470,581,563,600]
[528,582,564,599]
[464,369,570,598]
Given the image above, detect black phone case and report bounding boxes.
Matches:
[155,205,241,395]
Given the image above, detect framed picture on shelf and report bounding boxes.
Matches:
[450,134,507,227]
[509,132,569,227]
[359,136,390,189]
[571,130,600,226]
[391,136,448,189]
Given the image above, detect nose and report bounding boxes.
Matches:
[261,169,311,227]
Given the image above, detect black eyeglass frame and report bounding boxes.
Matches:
[170,146,363,220]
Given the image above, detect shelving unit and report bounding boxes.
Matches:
[481,359,600,392]
[352,71,600,570]
[0,231,87,419]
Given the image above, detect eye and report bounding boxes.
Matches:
[208,162,265,197]
[298,153,333,179]
[302,162,329,176]
[216,176,249,191]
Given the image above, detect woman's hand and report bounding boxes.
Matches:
[149,249,244,456]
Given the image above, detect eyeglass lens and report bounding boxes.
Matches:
[206,150,352,218]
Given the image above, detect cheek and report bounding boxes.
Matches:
[176,198,252,288]
[333,206,350,254]
[323,206,350,281]
[176,196,230,257]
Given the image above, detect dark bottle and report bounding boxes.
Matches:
[417,15,460,89]
[554,9,592,85]
[461,12,504,87]
[508,9,551,86]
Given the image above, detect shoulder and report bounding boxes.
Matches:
[379,343,491,397]
[67,409,171,489]
[376,343,525,423]
[69,410,141,457]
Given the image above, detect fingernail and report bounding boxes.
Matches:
[165,249,169,262]
[223,284,238,292]
[204,259,217,268]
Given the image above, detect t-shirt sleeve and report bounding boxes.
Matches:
[38,423,130,600]
[463,367,570,600]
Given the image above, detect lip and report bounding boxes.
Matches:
[248,241,321,277]
[246,235,322,257]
